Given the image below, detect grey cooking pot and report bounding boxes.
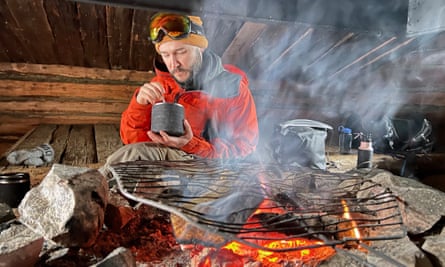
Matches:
[0,172,30,208]
[151,102,185,137]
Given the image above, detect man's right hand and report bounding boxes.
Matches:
[136,82,165,105]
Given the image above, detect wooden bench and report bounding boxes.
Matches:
[0,124,123,175]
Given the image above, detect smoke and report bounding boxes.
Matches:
[197,0,444,162]
[209,1,433,128]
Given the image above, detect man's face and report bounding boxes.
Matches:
[158,41,202,83]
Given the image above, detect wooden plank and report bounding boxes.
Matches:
[0,2,35,62]
[0,142,13,158]
[9,124,57,151]
[0,80,135,100]
[0,63,154,82]
[0,114,121,125]
[44,0,84,66]
[77,3,110,69]
[106,6,133,69]
[129,9,155,71]
[62,125,96,165]
[4,0,57,63]
[0,39,11,62]
[0,122,37,136]
[244,23,294,75]
[0,127,36,160]
[222,21,267,66]
[51,125,71,164]
[0,100,128,114]
[94,124,123,163]
[0,124,57,168]
[203,16,243,58]
[400,66,445,89]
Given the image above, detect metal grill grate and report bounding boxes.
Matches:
[109,159,406,253]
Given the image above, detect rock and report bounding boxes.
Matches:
[422,228,445,266]
[319,248,367,266]
[366,169,445,234]
[0,223,44,267]
[368,237,433,267]
[93,247,136,267]
[18,164,108,248]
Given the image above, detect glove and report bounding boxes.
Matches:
[6,144,54,166]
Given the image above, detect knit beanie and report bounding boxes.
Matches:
[155,15,208,53]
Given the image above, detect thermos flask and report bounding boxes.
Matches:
[357,133,373,169]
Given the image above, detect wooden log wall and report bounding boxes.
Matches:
[0,63,154,155]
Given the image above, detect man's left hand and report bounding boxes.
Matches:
[147,119,193,148]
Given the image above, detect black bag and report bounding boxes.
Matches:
[345,113,434,155]
[380,115,433,155]
[271,119,332,170]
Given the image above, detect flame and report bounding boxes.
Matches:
[340,199,361,240]
[194,198,336,266]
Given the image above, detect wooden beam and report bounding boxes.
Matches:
[265,27,313,71]
[0,100,128,114]
[0,114,121,125]
[328,37,397,79]
[221,21,267,65]
[0,80,134,100]
[0,63,154,82]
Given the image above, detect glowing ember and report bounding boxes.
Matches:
[221,237,335,265]
[192,198,336,266]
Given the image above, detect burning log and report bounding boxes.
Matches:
[104,189,136,232]
[18,164,108,248]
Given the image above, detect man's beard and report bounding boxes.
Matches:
[172,50,203,88]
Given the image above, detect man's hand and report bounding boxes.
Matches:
[147,120,193,148]
[136,82,165,105]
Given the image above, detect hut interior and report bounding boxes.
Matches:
[0,0,445,186]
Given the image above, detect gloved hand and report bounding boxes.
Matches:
[6,144,54,166]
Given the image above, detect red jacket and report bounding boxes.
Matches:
[120,51,259,159]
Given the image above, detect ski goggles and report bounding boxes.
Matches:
[149,13,204,44]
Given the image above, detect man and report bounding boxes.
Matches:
[104,12,259,168]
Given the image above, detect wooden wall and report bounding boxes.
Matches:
[0,63,154,155]
[1,60,445,156]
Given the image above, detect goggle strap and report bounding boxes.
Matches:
[190,21,205,36]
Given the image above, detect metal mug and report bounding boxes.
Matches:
[151,102,185,137]
[0,172,30,208]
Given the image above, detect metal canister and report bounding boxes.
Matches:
[0,172,30,208]
[151,102,185,137]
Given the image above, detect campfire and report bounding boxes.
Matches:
[109,159,408,266]
[4,159,444,266]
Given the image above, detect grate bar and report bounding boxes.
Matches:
[110,159,407,253]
